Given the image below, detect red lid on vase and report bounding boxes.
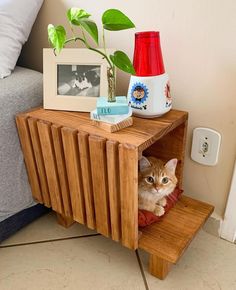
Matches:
[133,31,165,76]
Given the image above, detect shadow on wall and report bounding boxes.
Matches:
[18,0,73,72]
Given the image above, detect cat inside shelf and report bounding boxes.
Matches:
[138,156,178,217]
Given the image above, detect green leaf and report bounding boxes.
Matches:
[67,8,90,25]
[110,51,135,74]
[80,19,99,45]
[66,8,98,45]
[102,9,135,31]
[47,24,66,53]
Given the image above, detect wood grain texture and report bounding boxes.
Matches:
[56,213,74,228]
[106,141,121,241]
[16,108,216,281]
[51,124,72,217]
[154,110,188,129]
[139,195,214,263]
[78,131,95,229]
[23,108,188,152]
[37,121,63,214]
[89,135,110,237]
[119,144,139,249]
[28,118,51,207]
[61,127,85,224]
[15,115,42,203]
[149,255,172,280]
[176,121,188,187]
[92,117,133,133]
[144,121,188,187]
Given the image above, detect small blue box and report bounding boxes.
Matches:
[96,96,129,115]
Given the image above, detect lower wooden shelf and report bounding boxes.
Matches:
[138,195,214,279]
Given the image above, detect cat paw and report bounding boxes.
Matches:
[158,197,167,207]
[154,205,165,217]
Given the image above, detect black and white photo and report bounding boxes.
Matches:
[57,64,101,97]
[43,48,112,112]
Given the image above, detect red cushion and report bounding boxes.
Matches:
[138,187,183,228]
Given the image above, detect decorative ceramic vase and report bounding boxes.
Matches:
[128,31,172,118]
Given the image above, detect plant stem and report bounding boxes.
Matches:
[64,36,113,71]
[64,32,116,102]
[102,27,107,56]
[107,67,116,102]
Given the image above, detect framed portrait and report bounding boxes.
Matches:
[43,48,112,112]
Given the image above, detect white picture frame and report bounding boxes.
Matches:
[43,48,111,112]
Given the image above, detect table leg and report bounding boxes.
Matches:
[149,254,172,280]
[57,213,74,228]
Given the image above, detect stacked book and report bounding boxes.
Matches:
[90,96,133,132]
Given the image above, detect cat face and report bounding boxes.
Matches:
[139,156,178,198]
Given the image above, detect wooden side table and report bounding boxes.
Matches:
[16,108,214,279]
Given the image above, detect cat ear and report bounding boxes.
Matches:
[139,156,151,171]
[165,158,178,174]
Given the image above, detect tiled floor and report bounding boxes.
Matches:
[1,213,236,290]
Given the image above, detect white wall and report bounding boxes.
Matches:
[19,0,236,216]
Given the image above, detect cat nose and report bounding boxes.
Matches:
[155,186,160,192]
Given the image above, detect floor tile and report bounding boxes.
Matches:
[1,212,95,246]
[0,235,146,290]
[203,216,221,238]
[139,230,236,290]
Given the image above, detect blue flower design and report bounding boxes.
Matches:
[131,82,149,104]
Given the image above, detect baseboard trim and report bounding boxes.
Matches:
[219,161,236,243]
[203,213,222,238]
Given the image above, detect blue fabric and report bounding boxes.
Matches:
[0,204,50,243]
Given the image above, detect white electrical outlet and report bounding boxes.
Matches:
[191,127,221,166]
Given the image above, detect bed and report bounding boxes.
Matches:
[0,66,50,242]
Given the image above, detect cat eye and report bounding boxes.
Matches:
[146,176,154,184]
[162,177,169,184]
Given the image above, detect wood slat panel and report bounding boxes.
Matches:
[106,140,121,241]
[61,127,85,224]
[15,115,42,203]
[119,144,139,249]
[89,135,110,237]
[78,131,95,229]
[139,195,214,263]
[28,118,51,207]
[51,124,72,217]
[37,121,63,214]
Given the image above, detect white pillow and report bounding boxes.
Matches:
[0,0,43,78]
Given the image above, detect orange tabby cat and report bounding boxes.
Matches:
[138,156,178,217]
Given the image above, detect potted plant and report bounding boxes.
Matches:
[48,7,136,103]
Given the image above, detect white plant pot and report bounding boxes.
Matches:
[127,73,172,118]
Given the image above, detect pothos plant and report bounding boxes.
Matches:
[48,8,136,102]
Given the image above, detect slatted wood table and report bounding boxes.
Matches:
[16,108,214,279]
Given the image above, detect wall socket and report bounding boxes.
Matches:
[191,127,221,166]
